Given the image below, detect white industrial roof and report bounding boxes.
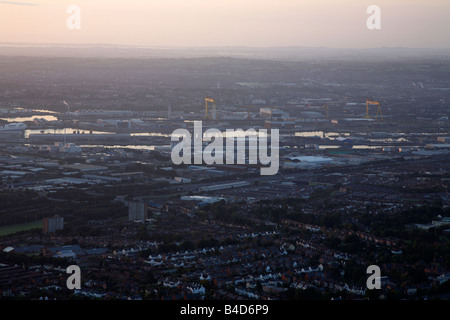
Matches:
[287,156,333,163]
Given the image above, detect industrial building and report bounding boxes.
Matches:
[260,108,290,120]
[283,155,334,170]
[198,180,251,192]
[128,201,148,222]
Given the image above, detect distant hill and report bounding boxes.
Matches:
[1,43,450,61]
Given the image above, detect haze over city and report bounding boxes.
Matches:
[0,0,449,48]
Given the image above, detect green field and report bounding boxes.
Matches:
[0,220,42,236]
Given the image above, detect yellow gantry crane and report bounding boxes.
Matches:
[365,100,383,120]
[323,105,329,118]
[240,105,256,119]
[204,97,217,120]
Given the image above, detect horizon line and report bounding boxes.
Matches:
[1,42,450,51]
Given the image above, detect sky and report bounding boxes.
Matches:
[0,0,449,48]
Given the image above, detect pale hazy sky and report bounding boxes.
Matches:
[0,0,449,48]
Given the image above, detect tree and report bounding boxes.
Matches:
[324,236,341,250]
[344,234,362,253]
